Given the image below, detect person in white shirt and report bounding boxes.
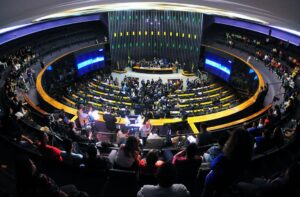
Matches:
[77,104,89,128]
[0,60,8,69]
[116,129,128,145]
[247,56,252,63]
[140,119,152,145]
[61,139,83,166]
[147,129,162,140]
[137,162,190,197]
[14,63,21,71]
[108,136,140,170]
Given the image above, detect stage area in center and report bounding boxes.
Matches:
[112,68,199,89]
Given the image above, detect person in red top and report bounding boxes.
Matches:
[172,143,202,195]
[264,115,271,126]
[172,143,202,164]
[37,133,62,162]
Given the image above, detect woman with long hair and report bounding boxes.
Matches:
[109,136,141,170]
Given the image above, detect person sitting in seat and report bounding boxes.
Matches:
[108,136,141,170]
[202,129,254,197]
[172,143,202,193]
[139,150,164,175]
[144,128,164,149]
[247,122,259,135]
[285,119,300,142]
[60,138,83,167]
[172,143,202,164]
[137,162,190,197]
[84,145,112,171]
[255,129,274,154]
[116,129,128,145]
[171,131,186,147]
[66,122,87,142]
[203,131,230,163]
[37,133,63,162]
[147,128,162,140]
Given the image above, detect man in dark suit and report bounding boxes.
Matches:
[103,109,117,132]
[197,123,211,146]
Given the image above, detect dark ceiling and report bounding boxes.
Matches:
[1,0,299,35]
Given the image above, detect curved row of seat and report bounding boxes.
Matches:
[56,74,240,118]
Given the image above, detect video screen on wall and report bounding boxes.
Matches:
[201,47,259,96]
[75,47,105,76]
[230,58,259,94]
[204,52,232,81]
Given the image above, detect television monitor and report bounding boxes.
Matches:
[204,52,232,81]
[75,48,105,76]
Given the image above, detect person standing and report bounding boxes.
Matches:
[197,123,211,146]
[140,119,152,146]
[247,55,252,63]
[26,68,35,87]
[103,108,117,132]
[77,104,89,128]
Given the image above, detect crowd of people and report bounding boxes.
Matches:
[13,121,300,197]
[131,57,178,70]
[224,31,299,113]
[122,76,184,116]
[1,25,300,197]
[3,46,39,128]
[225,31,299,94]
[64,69,236,120]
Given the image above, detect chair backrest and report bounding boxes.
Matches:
[100,168,138,197]
[144,138,164,149]
[108,168,137,181]
[176,159,202,189]
[139,173,157,186]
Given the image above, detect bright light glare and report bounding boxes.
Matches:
[90,110,100,120]
[77,56,104,69]
[205,59,231,75]
[0,24,31,34]
[33,2,268,25]
[124,116,130,126]
[270,25,300,37]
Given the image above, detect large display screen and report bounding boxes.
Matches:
[204,52,232,81]
[75,48,105,76]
